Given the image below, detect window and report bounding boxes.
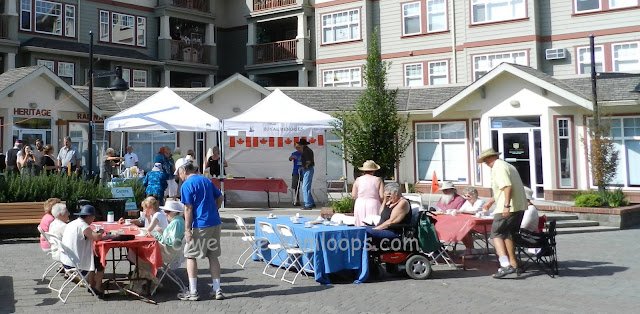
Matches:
[322,68,362,87]
[472,0,526,24]
[428,61,448,85]
[416,122,468,183]
[577,46,604,74]
[575,0,600,12]
[612,42,640,72]
[556,118,574,188]
[57,62,74,85]
[322,9,360,44]
[133,70,147,87]
[69,122,106,173]
[129,132,177,172]
[325,132,345,179]
[37,60,55,72]
[609,0,637,9]
[427,0,446,32]
[473,50,527,80]
[575,0,637,12]
[100,11,146,46]
[402,2,421,36]
[404,63,423,86]
[121,68,131,87]
[35,0,62,35]
[589,117,640,187]
[65,5,75,37]
[21,0,32,31]
[472,120,481,184]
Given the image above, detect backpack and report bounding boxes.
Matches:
[417,211,441,253]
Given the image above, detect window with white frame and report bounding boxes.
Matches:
[472,120,481,184]
[128,132,177,172]
[137,17,146,47]
[20,0,31,31]
[21,0,75,36]
[557,118,574,188]
[37,60,54,72]
[405,63,424,86]
[575,0,600,12]
[100,10,146,46]
[577,46,604,74]
[576,0,638,12]
[472,0,526,24]
[612,42,640,72]
[323,68,362,87]
[428,61,448,85]
[121,68,131,87]
[416,122,468,183]
[65,5,75,37]
[325,132,345,180]
[609,0,637,9]
[588,117,640,187]
[427,0,447,32]
[322,9,360,44]
[57,62,74,85]
[133,70,147,87]
[99,11,109,42]
[473,50,527,80]
[402,2,421,36]
[69,122,106,173]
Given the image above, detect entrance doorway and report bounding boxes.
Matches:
[19,130,47,147]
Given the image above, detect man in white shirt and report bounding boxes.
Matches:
[60,205,107,298]
[123,145,138,168]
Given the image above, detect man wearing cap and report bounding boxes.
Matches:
[5,139,23,173]
[478,148,527,279]
[435,181,465,212]
[176,162,224,301]
[57,136,81,174]
[298,139,315,210]
[60,205,107,298]
[123,145,139,168]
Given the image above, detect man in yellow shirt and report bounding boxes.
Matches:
[478,148,527,278]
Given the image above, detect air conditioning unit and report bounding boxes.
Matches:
[545,48,567,60]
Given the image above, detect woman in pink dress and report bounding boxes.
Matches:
[352,160,384,226]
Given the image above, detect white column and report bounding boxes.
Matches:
[161,70,171,87]
[6,0,17,15]
[5,53,15,70]
[296,14,307,39]
[205,24,215,45]
[206,75,215,87]
[298,67,308,87]
[247,22,256,45]
[158,16,171,40]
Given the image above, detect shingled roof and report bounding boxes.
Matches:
[561,72,640,102]
[0,66,41,92]
[76,87,208,112]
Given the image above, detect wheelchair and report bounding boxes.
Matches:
[368,209,441,280]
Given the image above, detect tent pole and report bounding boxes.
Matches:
[220,122,225,210]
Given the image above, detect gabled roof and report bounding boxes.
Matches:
[433,63,595,117]
[0,65,90,111]
[190,73,271,104]
[75,87,208,112]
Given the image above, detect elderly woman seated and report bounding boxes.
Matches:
[38,198,62,252]
[365,183,411,248]
[48,203,70,260]
[119,196,168,233]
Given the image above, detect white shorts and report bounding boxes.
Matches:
[166,179,178,198]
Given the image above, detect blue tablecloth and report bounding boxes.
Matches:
[254,216,369,284]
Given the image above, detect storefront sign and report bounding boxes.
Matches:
[13,108,51,116]
[76,113,107,121]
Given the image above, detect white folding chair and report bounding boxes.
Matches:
[275,224,315,284]
[233,215,267,268]
[426,241,458,269]
[37,226,62,282]
[257,221,287,278]
[325,180,348,202]
[151,242,187,296]
[404,193,424,210]
[47,236,99,303]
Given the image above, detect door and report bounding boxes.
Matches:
[19,130,47,147]
[497,128,543,199]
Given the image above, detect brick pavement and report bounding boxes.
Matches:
[1,227,638,313]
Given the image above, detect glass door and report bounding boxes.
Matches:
[19,130,47,147]
[497,128,543,199]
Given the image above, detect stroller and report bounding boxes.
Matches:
[369,209,441,280]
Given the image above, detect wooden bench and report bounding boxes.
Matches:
[0,202,47,225]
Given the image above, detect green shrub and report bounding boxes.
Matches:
[599,188,629,207]
[574,194,604,207]
[330,196,355,213]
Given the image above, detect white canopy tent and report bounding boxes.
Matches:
[104,87,221,132]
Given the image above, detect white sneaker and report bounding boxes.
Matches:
[178,290,200,301]
[209,289,225,300]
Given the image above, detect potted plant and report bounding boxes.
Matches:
[321,195,355,219]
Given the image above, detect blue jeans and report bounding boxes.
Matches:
[302,167,315,207]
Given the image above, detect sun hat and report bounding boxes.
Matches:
[476,148,502,163]
[297,138,310,146]
[438,181,456,191]
[524,186,534,201]
[152,162,162,172]
[358,160,381,172]
[75,205,96,216]
[160,200,184,213]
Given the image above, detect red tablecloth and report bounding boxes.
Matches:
[434,214,493,243]
[210,178,288,193]
[93,222,162,276]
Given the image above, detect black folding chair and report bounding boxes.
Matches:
[515,220,559,278]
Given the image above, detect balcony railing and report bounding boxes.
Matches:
[252,39,297,64]
[170,40,210,64]
[0,15,9,39]
[253,0,297,11]
[171,0,209,12]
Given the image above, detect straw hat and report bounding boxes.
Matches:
[438,181,456,191]
[152,162,162,172]
[160,200,184,213]
[358,160,380,172]
[476,148,501,163]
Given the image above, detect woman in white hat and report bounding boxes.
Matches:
[352,160,384,226]
[153,200,186,262]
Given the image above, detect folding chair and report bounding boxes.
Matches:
[516,220,559,278]
[47,236,99,303]
[275,224,315,284]
[325,180,348,202]
[150,242,187,296]
[37,226,62,282]
[233,215,267,268]
[257,221,287,278]
[403,193,424,210]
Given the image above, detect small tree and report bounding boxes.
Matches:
[588,122,619,191]
[330,28,413,179]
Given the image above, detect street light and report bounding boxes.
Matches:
[87,31,130,179]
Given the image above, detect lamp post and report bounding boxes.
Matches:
[87,31,130,179]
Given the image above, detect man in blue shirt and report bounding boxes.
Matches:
[176,162,224,301]
[288,144,303,206]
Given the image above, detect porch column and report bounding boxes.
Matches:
[206,75,215,87]
[4,52,15,70]
[296,14,309,61]
[247,22,256,65]
[297,67,308,87]
[205,23,216,67]
[158,16,171,60]
[161,70,171,87]
[5,0,18,41]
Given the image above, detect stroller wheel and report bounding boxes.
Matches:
[405,255,432,280]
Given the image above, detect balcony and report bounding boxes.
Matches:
[0,14,9,39]
[171,0,209,12]
[252,39,297,64]
[170,40,210,64]
[253,0,297,11]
